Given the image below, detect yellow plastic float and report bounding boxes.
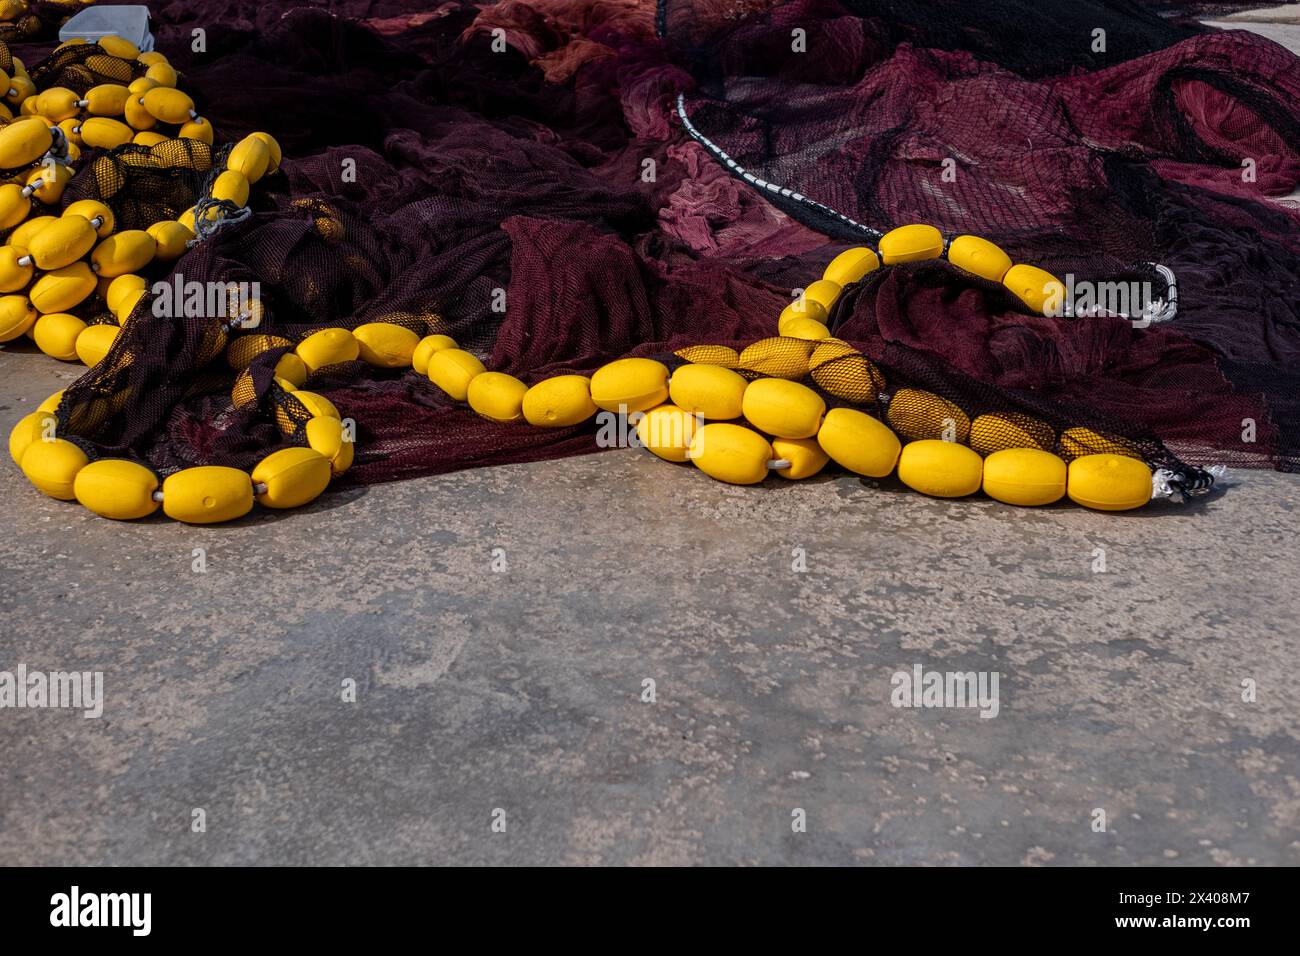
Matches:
[353,322,420,368]
[686,423,771,485]
[817,407,901,478]
[1067,454,1153,511]
[412,333,457,374]
[521,374,597,427]
[771,437,828,479]
[741,378,824,439]
[74,459,160,519]
[878,224,944,264]
[588,357,669,413]
[947,235,1014,282]
[428,348,486,401]
[982,448,1068,506]
[897,440,984,498]
[667,363,747,420]
[467,371,528,422]
[636,405,698,462]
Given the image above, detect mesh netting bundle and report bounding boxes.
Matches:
[33,0,1300,494]
[26,29,148,88]
[0,1,84,45]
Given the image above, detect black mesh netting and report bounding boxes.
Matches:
[30,0,1300,489]
[26,31,148,88]
[0,1,82,44]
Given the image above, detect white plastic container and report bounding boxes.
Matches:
[58,6,154,52]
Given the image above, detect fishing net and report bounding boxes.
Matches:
[0,1,83,43]
[31,0,1300,493]
[26,29,149,87]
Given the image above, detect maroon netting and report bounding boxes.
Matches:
[37,0,1300,491]
[668,0,1300,472]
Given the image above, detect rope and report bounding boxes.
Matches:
[675,92,884,240]
[1153,463,1225,500]
[188,197,252,245]
[44,126,71,166]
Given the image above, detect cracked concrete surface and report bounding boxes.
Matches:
[1,351,1297,865]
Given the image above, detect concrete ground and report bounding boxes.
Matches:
[2,6,1300,868]
[1,347,1298,866]
[1204,4,1300,52]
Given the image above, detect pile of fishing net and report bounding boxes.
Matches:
[5,0,1300,522]
[0,0,86,44]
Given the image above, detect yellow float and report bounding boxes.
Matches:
[741,378,824,439]
[467,372,529,422]
[687,423,771,485]
[636,404,699,462]
[982,448,1068,506]
[667,363,747,420]
[897,440,984,498]
[521,375,597,427]
[588,357,669,413]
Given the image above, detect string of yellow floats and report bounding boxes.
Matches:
[1,40,1145,526]
[1,35,297,521]
[10,216,1151,522]
[0,35,280,356]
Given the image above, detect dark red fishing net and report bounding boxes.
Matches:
[37,0,1300,489]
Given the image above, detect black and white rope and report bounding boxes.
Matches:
[676,91,1179,324]
[675,92,883,240]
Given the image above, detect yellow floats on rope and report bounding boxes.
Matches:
[10,315,1161,520]
[5,135,1160,532]
[827,225,1065,315]
[0,37,284,368]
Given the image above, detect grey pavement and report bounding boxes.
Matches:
[2,347,1297,865]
